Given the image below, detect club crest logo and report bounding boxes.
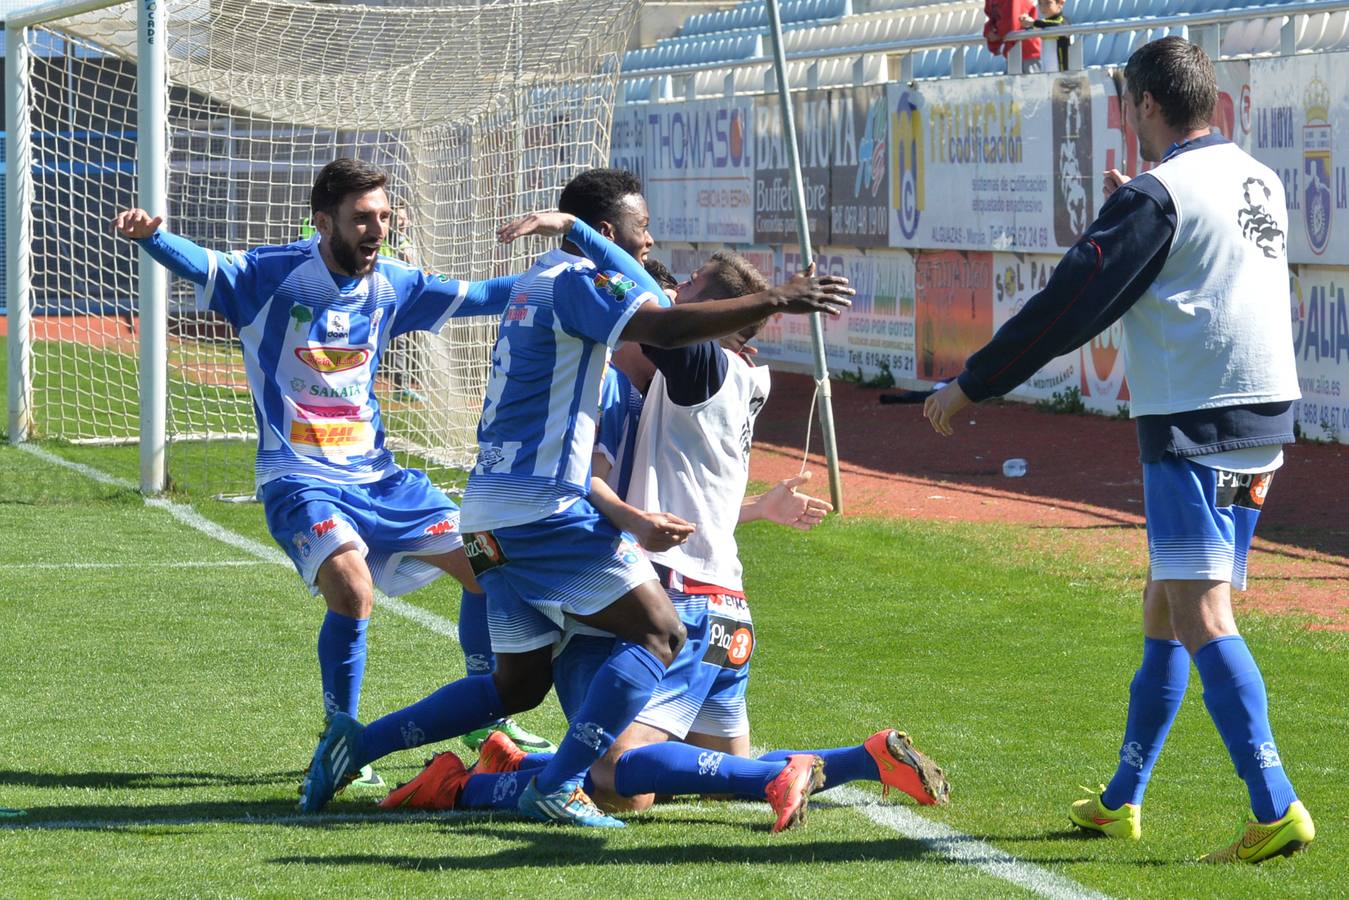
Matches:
[891,90,924,240]
[1303,79,1332,256]
[697,751,725,777]
[492,772,520,804]
[1121,741,1144,770]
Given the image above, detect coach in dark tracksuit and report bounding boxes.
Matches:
[925,37,1314,864]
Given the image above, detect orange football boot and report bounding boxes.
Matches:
[863,729,950,805]
[378,751,471,811]
[765,754,826,833]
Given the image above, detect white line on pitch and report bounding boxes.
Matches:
[0,560,268,571]
[16,443,1108,900]
[17,444,459,642]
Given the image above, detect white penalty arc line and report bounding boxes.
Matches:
[15,443,1109,900]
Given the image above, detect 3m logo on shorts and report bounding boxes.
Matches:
[312,517,340,538]
[295,346,370,373]
[703,593,755,669]
[464,531,509,576]
[290,421,370,447]
[1216,470,1275,510]
[424,518,456,536]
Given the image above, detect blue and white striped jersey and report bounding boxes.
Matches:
[595,364,644,498]
[460,250,659,531]
[189,235,514,490]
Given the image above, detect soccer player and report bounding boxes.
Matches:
[298,168,854,825]
[111,158,614,780]
[378,250,947,830]
[923,38,1314,863]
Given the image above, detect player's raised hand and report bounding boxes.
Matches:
[923,380,971,436]
[755,472,833,531]
[112,208,163,240]
[1103,168,1130,197]
[631,510,696,552]
[776,262,854,316]
[497,210,577,244]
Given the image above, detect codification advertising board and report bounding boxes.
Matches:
[611,98,756,243]
[888,72,1111,254]
[1290,266,1349,441]
[1251,54,1349,264]
[754,91,832,246]
[829,85,892,248]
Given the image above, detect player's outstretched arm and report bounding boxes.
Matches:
[498,211,666,304]
[622,266,853,349]
[111,207,213,285]
[588,475,695,553]
[740,472,833,531]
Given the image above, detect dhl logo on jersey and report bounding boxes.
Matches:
[290,420,372,447]
[295,346,370,373]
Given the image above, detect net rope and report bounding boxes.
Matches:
[19,0,638,495]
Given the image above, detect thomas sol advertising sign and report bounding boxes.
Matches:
[639,98,755,243]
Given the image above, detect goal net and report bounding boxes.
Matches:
[8,0,638,496]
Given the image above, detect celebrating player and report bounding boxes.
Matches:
[923,38,1313,863]
[110,157,612,783]
[297,168,854,825]
[377,250,946,831]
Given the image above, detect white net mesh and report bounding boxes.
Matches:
[16,0,637,495]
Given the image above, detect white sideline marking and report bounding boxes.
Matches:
[14,443,1108,900]
[823,788,1112,900]
[0,560,267,571]
[16,445,459,641]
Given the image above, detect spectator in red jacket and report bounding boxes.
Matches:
[985,0,1041,71]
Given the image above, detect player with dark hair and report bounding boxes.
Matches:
[112,157,615,785]
[378,249,944,831]
[298,168,854,825]
[924,37,1313,863]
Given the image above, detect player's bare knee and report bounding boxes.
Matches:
[492,659,552,714]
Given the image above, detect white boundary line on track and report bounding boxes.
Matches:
[12,443,1110,900]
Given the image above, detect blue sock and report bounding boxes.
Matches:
[517,752,552,772]
[1193,635,1299,822]
[1101,637,1190,809]
[357,675,503,768]
[317,612,368,718]
[758,745,874,793]
[532,642,666,795]
[614,742,786,798]
[460,771,528,811]
[458,590,495,675]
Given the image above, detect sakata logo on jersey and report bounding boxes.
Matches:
[295,346,369,373]
[1303,80,1333,255]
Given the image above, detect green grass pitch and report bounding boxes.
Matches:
[2,332,1343,895]
[1,437,1343,898]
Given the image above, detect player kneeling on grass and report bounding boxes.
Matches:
[112,158,563,787]
[297,168,854,826]
[378,248,947,831]
[923,38,1313,864]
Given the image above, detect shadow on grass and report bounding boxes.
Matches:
[0,769,304,791]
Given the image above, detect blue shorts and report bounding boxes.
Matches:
[261,469,462,598]
[1144,456,1273,591]
[553,586,753,740]
[470,499,657,654]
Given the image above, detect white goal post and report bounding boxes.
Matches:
[5,0,639,495]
